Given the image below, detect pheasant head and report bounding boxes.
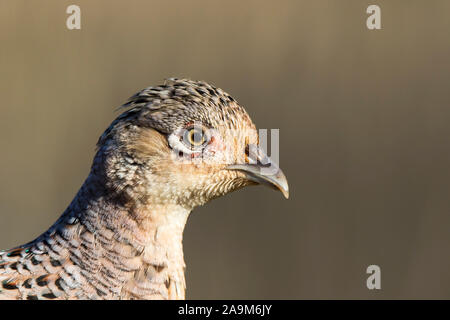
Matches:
[97,78,288,209]
[0,78,288,300]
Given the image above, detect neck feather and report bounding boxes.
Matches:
[27,167,191,300]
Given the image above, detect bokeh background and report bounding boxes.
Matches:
[1,0,449,299]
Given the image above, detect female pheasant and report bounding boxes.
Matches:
[0,78,288,300]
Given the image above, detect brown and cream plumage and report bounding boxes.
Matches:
[0,78,288,300]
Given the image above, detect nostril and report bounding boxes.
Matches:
[244,145,250,164]
[244,144,261,165]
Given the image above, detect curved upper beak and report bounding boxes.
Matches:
[226,145,289,199]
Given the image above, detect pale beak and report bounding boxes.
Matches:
[226,145,289,199]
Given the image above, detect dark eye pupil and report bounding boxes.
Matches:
[192,130,203,143]
[183,127,206,147]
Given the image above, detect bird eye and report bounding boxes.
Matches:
[183,126,208,148]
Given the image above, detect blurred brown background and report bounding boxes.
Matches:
[1,0,449,299]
